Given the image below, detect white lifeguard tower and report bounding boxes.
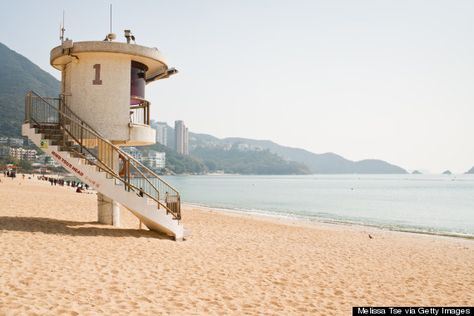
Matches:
[22,30,184,240]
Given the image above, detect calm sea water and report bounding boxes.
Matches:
[163,174,474,237]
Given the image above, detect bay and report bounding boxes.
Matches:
[163,174,474,237]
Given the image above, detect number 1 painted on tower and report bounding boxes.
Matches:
[92,64,102,85]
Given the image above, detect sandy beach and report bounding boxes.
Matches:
[0,176,473,315]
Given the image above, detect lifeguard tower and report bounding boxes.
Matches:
[22,30,184,240]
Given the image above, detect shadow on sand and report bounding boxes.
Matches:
[0,216,173,240]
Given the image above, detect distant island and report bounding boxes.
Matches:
[466,166,474,174]
[442,170,452,175]
[412,170,422,174]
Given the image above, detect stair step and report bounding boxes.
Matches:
[37,128,61,134]
[51,141,73,147]
[40,131,62,136]
[69,152,84,158]
[43,137,63,143]
[36,123,60,128]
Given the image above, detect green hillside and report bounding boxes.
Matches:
[142,143,208,174]
[189,132,408,174]
[192,145,310,175]
[0,42,59,137]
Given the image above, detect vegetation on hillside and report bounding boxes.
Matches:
[191,144,311,175]
[0,42,59,137]
[143,143,208,174]
[0,156,32,172]
[137,143,311,175]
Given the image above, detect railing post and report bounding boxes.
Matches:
[177,195,181,220]
[127,158,131,191]
[24,94,27,122]
[146,102,150,125]
[24,93,30,122]
[80,122,84,153]
[58,96,63,127]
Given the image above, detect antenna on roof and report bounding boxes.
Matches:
[109,4,113,34]
[104,4,116,41]
[59,10,65,44]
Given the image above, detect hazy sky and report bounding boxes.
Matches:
[1,1,473,173]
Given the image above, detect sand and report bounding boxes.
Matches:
[0,176,473,315]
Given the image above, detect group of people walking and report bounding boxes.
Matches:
[37,176,89,192]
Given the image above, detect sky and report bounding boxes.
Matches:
[1,0,473,173]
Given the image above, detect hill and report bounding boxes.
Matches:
[191,145,310,175]
[466,166,474,174]
[187,131,407,174]
[0,42,59,137]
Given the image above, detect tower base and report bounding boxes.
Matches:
[97,193,121,227]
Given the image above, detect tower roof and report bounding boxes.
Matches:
[50,41,170,80]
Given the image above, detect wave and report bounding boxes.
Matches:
[185,201,474,239]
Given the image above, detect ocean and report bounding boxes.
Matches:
[163,174,474,237]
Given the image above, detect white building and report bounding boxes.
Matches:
[9,138,24,147]
[9,147,37,161]
[0,137,24,147]
[121,147,142,160]
[147,151,166,169]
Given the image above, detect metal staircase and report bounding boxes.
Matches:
[22,91,184,240]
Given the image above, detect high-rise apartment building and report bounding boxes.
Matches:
[155,122,168,146]
[184,127,189,156]
[174,120,189,155]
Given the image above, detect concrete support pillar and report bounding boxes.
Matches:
[97,193,121,227]
[97,147,121,227]
[112,200,120,227]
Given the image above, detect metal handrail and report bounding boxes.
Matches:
[130,96,150,125]
[25,91,181,220]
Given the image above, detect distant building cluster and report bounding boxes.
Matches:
[235,143,263,151]
[122,147,143,161]
[174,120,189,155]
[0,137,28,147]
[36,154,61,168]
[0,137,37,161]
[9,147,37,161]
[122,147,166,170]
[146,151,166,169]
